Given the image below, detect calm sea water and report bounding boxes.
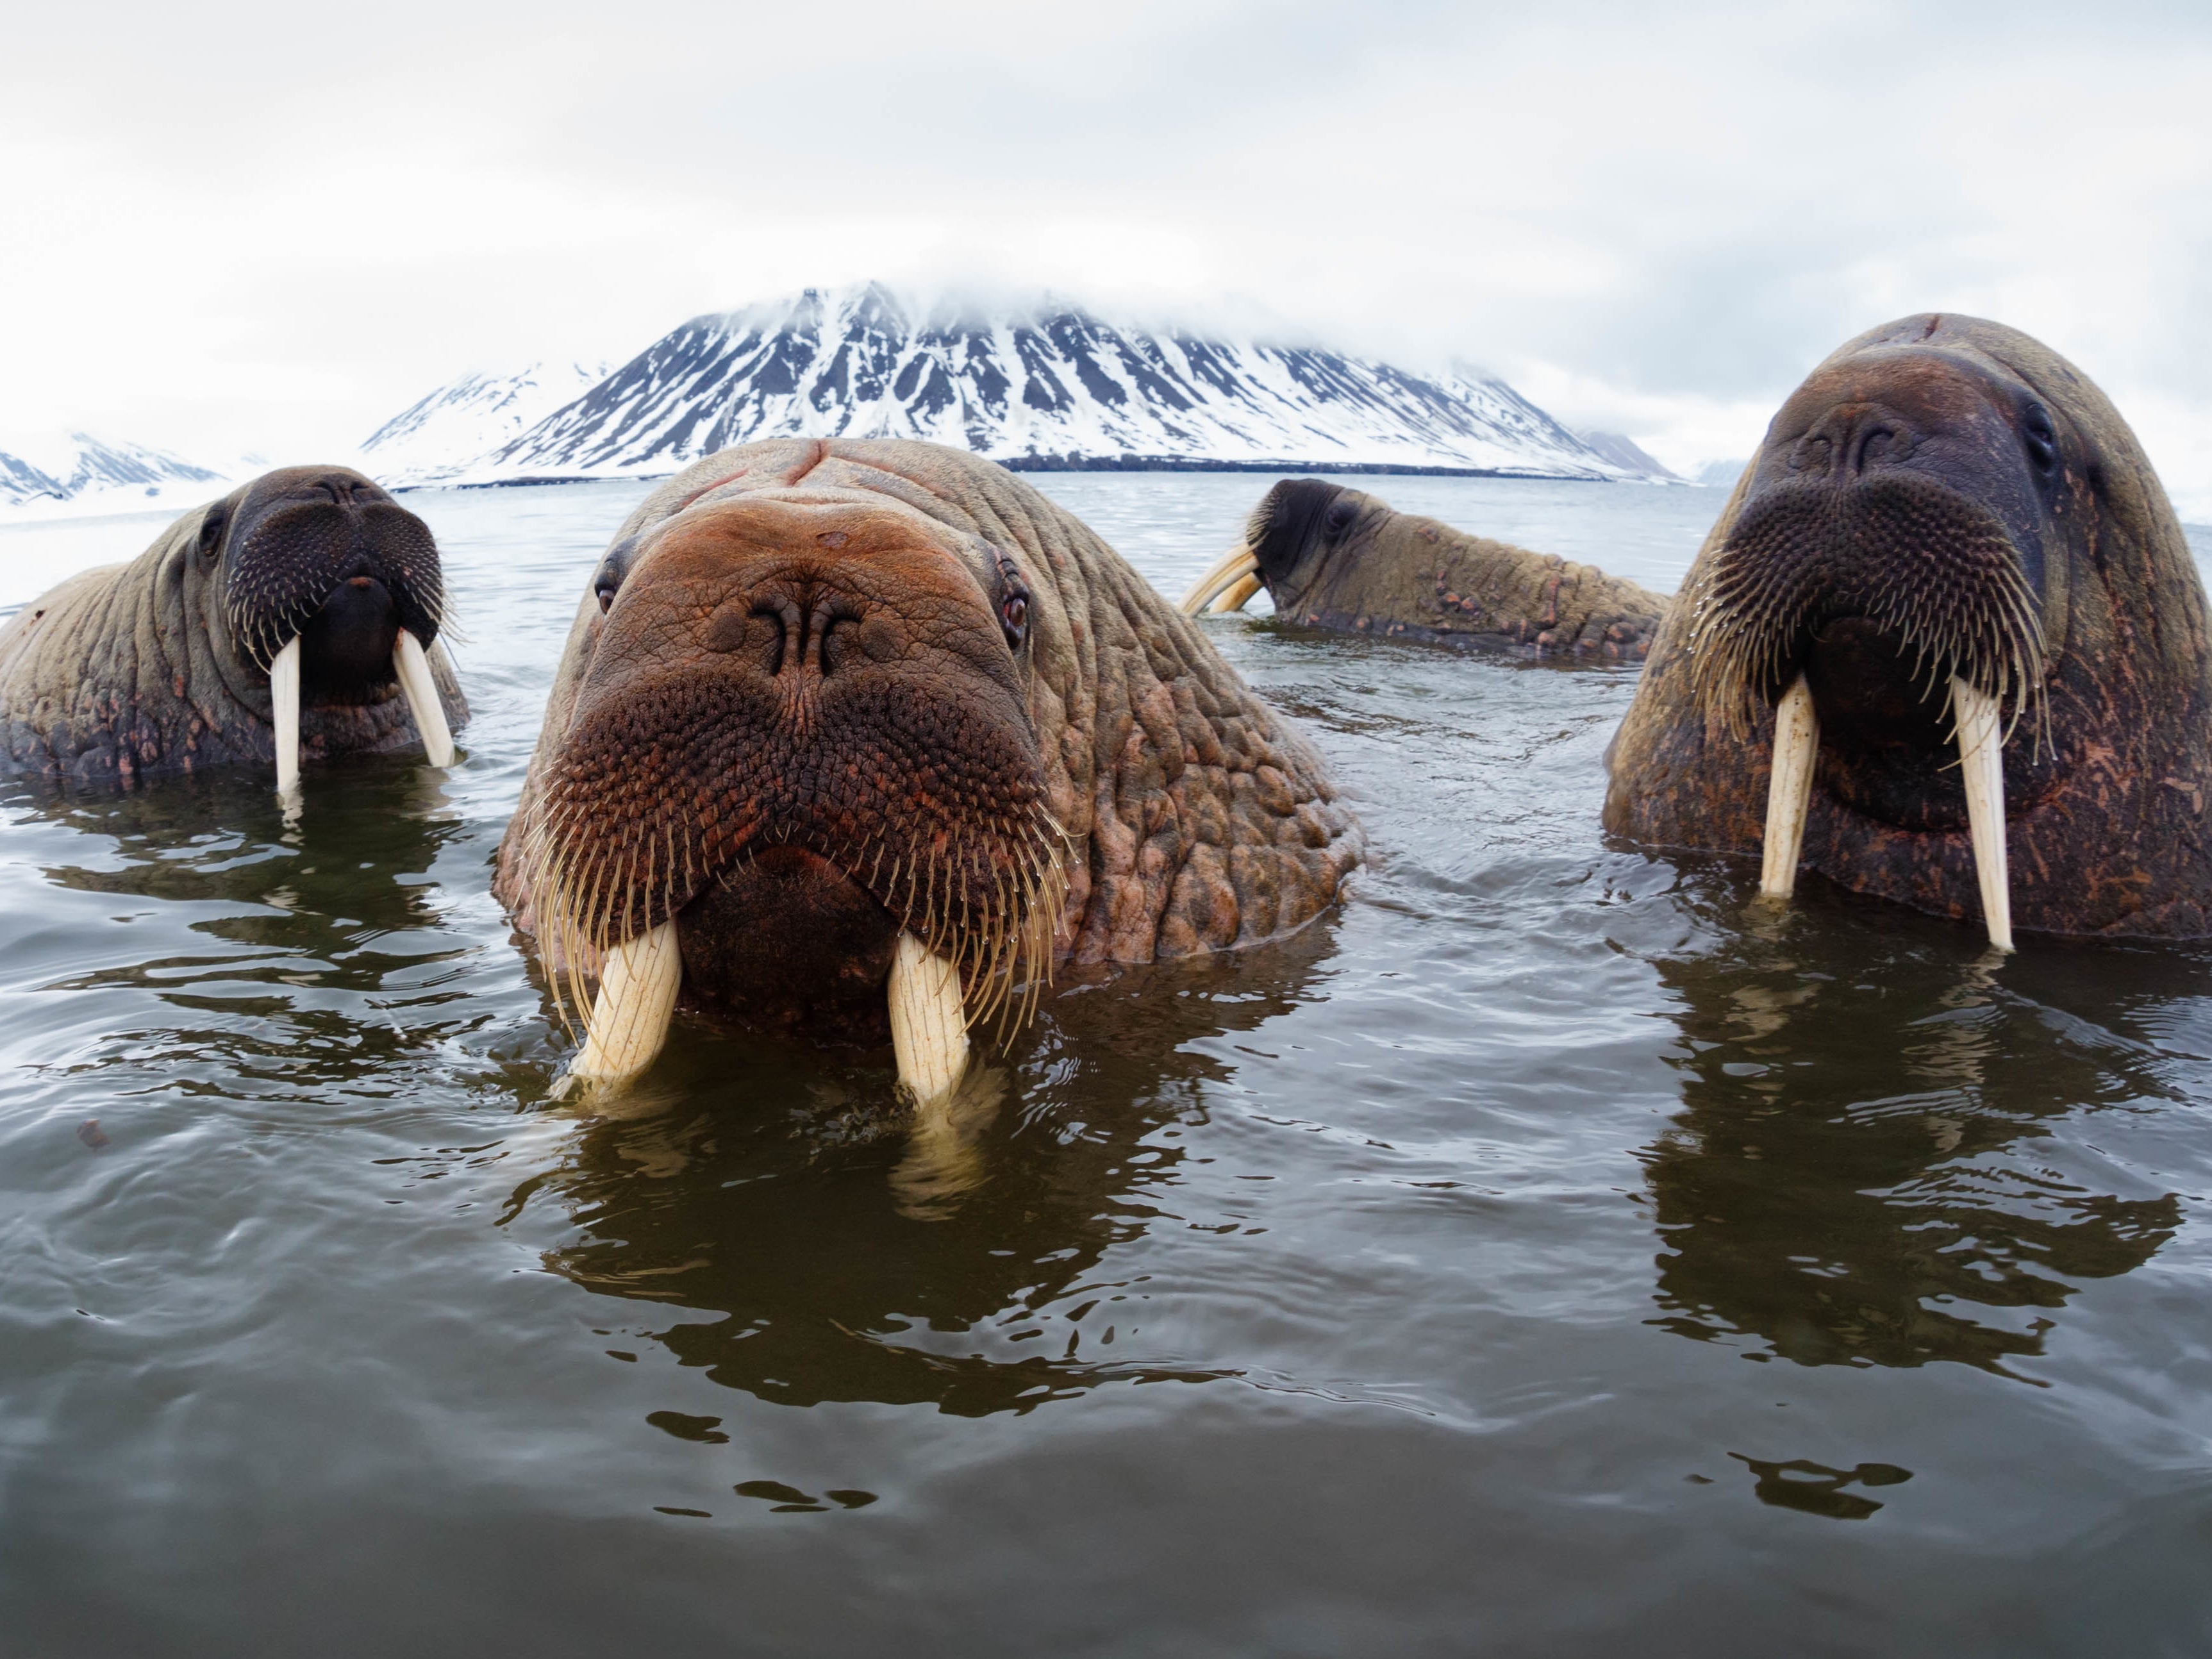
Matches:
[4,474,2212,1656]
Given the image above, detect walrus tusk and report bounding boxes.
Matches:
[270,635,302,800]
[888,930,969,1108]
[392,628,455,767]
[1179,544,1260,615]
[1953,676,2013,953]
[1209,572,1264,614]
[570,921,683,1085]
[1759,673,1819,899]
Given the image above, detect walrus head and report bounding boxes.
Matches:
[1605,314,2212,942]
[203,465,454,791]
[1180,480,1368,619]
[522,488,1067,1099]
[1185,479,1360,614]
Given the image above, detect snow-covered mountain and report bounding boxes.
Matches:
[367,284,1668,488]
[0,432,232,519]
[358,360,611,485]
[1573,429,1682,482]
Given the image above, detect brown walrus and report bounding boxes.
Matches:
[1604,313,2212,944]
[492,438,1362,1103]
[0,465,464,793]
[1179,478,1668,660]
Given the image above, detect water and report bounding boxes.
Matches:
[4,473,2212,1656]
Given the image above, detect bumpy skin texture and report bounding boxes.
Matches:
[1243,478,1668,659]
[1605,314,2212,938]
[0,467,466,784]
[494,439,1362,1040]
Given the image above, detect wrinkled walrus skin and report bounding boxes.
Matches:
[494,438,1363,1047]
[1193,478,1668,660]
[1605,313,2212,939]
[0,467,465,785]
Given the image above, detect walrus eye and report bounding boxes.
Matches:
[197,508,227,563]
[1000,590,1029,651]
[1324,501,1358,539]
[590,536,642,616]
[2023,403,2060,474]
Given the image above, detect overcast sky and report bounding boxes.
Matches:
[4,0,2209,504]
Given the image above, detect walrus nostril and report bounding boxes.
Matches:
[1856,425,1905,468]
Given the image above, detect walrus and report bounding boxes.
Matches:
[1179,478,1668,660]
[0,465,463,794]
[492,438,1362,1106]
[1604,314,2212,946]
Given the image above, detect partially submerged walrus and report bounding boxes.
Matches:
[494,438,1361,1105]
[1605,314,2212,945]
[0,465,463,793]
[1179,478,1667,660]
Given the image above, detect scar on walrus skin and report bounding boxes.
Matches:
[1181,478,1667,660]
[0,465,465,802]
[494,438,1363,1110]
[1605,313,2212,945]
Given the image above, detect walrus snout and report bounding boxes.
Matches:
[1784,401,1922,477]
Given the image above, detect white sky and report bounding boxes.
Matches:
[4,0,2209,504]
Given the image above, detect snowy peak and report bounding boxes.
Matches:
[358,360,611,485]
[365,285,1678,487]
[0,431,229,517]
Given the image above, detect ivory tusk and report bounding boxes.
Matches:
[1209,571,1265,614]
[570,921,683,1085]
[1953,675,2013,953]
[1179,544,1261,615]
[270,635,301,801]
[888,930,969,1108]
[1759,672,1819,899]
[392,628,455,767]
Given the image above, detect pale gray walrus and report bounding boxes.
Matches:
[1181,478,1668,660]
[492,438,1364,1106]
[0,465,464,794]
[1605,314,2212,946]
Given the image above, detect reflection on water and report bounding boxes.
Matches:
[520,927,1338,1415]
[6,760,486,1094]
[1645,913,2190,1374]
[1731,1453,1915,1521]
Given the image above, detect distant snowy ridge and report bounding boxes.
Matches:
[1573,429,1682,483]
[365,284,1674,488]
[358,360,611,485]
[0,432,234,521]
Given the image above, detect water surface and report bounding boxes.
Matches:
[4,474,2212,1656]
